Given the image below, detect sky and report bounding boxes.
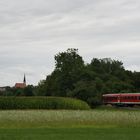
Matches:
[0,0,140,86]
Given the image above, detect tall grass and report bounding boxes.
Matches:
[0,110,140,128]
[0,97,90,110]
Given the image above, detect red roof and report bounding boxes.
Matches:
[15,83,26,88]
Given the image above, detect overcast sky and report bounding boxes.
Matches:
[0,0,140,86]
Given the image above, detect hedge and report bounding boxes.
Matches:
[0,97,90,110]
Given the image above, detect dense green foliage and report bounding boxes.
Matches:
[36,49,140,107]
[1,85,34,96]
[0,97,90,110]
[1,48,140,107]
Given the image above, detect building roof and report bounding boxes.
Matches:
[15,83,26,88]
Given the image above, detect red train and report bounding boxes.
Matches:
[103,93,140,106]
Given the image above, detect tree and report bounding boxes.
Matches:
[35,80,48,96]
[67,78,103,107]
[55,48,84,71]
[24,85,34,96]
[35,49,140,107]
[46,48,85,96]
[132,72,140,92]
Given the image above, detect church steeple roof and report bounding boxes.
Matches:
[23,74,26,84]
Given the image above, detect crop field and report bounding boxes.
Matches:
[0,109,140,140]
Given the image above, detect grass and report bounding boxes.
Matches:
[0,109,140,139]
[0,127,140,140]
[0,109,140,128]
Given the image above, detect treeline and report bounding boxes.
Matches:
[1,48,140,107]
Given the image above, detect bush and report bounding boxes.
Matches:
[0,97,90,110]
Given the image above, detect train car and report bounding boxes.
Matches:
[103,93,140,106]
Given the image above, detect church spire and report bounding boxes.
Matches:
[23,74,26,84]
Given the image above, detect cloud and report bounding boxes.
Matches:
[0,0,140,86]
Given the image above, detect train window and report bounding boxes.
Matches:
[113,97,117,100]
[128,96,131,99]
[123,96,126,99]
[131,96,134,99]
[129,96,138,100]
[133,96,136,99]
[138,97,140,100]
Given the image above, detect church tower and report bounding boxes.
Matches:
[23,74,26,85]
[15,74,27,88]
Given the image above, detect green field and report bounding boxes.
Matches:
[0,109,140,140]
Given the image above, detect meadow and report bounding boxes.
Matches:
[0,108,140,139]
